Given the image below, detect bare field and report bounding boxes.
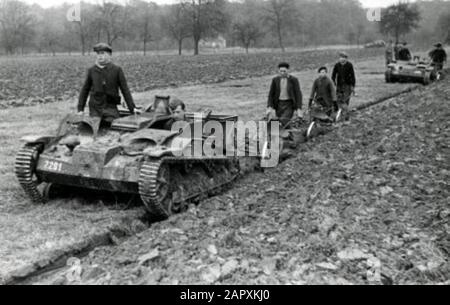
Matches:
[0,56,426,284]
[0,48,383,106]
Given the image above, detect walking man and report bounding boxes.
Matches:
[385,40,395,66]
[267,62,303,126]
[309,66,337,116]
[332,52,356,109]
[429,42,447,71]
[78,43,139,125]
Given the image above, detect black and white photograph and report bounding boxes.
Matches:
[0,0,448,288]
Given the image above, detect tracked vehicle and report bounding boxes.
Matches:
[15,97,240,219]
[385,59,438,85]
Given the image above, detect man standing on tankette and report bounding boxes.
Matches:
[78,43,139,124]
[267,62,303,126]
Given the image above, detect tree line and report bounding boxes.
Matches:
[0,0,449,56]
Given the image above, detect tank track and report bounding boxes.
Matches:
[15,145,45,203]
[139,157,240,219]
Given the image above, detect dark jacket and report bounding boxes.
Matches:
[268,75,303,110]
[309,76,337,109]
[394,45,400,60]
[332,62,356,88]
[78,63,136,115]
[397,48,412,61]
[429,48,447,64]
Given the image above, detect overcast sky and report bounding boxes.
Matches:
[21,0,419,9]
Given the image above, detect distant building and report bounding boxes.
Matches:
[199,35,227,49]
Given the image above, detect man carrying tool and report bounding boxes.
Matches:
[429,42,447,71]
[266,62,304,126]
[309,66,337,116]
[332,52,356,118]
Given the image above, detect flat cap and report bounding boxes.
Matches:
[93,43,112,53]
[318,66,328,73]
[339,52,348,58]
[278,62,290,69]
[434,42,442,47]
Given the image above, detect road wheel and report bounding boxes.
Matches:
[139,160,174,220]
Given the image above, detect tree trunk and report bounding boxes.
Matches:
[276,20,285,52]
[81,36,86,56]
[178,38,183,56]
[78,23,86,56]
[194,36,200,56]
[107,30,112,46]
[143,38,147,56]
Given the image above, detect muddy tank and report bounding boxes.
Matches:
[386,59,437,85]
[15,97,240,219]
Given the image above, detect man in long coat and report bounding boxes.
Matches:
[429,42,447,71]
[332,52,356,108]
[267,62,303,126]
[309,66,337,116]
[78,43,139,124]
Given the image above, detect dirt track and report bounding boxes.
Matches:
[0,55,446,285]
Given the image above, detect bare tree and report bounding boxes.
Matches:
[436,11,450,44]
[380,3,421,44]
[1,0,446,56]
[233,21,262,54]
[70,3,100,55]
[98,0,130,46]
[129,0,160,55]
[0,0,35,54]
[181,0,228,55]
[164,3,191,55]
[39,12,61,56]
[229,0,263,54]
[263,0,297,52]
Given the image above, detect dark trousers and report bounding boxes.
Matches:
[275,99,295,126]
[432,62,444,71]
[89,100,120,124]
[337,85,352,107]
